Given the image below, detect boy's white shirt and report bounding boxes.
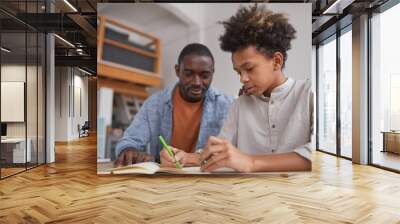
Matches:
[219,77,314,161]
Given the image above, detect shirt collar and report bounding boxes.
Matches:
[256,77,294,102]
[272,77,294,95]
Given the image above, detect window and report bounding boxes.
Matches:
[390,74,400,130]
[339,27,352,158]
[370,2,400,171]
[0,1,46,179]
[317,36,337,155]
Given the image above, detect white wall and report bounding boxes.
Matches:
[98,3,312,96]
[55,67,69,141]
[54,67,89,141]
[72,74,89,137]
[1,65,38,137]
[46,32,55,163]
[1,65,26,138]
[1,64,46,164]
[97,87,114,159]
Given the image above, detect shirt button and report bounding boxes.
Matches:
[272,124,275,128]
[270,101,274,104]
[272,149,275,152]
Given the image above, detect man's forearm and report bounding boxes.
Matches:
[249,152,311,172]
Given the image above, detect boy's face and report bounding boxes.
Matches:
[232,45,281,96]
[175,54,214,102]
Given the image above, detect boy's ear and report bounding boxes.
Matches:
[273,52,284,71]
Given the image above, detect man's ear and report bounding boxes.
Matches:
[175,64,180,78]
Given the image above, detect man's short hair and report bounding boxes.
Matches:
[219,4,296,68]
[178,43,214,65]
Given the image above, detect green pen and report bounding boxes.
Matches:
[159,135,182,169]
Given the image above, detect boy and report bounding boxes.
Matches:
[200,5,313,172]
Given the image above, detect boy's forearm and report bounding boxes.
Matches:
[185,153,201,166]
[249,152,311,172]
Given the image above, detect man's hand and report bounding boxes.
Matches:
[200,136,254,173]
[114,148,154,167]
[160,147,200,167]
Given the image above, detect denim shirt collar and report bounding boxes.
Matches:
[160,83,220,149]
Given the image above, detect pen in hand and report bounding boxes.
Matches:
[159,135,182,169]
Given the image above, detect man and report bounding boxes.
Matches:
[114,43,233,167]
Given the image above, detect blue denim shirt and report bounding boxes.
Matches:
[115,84,234,162]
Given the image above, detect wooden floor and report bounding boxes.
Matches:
[1,167,26,178]
[372,150,400,171]
[1,135,400,223]
[1,163,45,178]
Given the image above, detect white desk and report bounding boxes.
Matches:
[1,138,31,163]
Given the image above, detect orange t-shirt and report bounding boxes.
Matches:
[170,87,203,153]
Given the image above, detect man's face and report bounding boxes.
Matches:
[175,54,214,102]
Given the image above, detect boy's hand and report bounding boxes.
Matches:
[200,136,254,173]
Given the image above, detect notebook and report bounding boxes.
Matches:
[97,162,296,176]
[101,162,236,175]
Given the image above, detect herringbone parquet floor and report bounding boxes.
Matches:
[1,135,400,223]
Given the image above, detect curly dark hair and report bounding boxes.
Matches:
[219,4,296,68]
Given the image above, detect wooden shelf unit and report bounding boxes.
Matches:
[97,16,162,93]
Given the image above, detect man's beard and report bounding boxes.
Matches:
[180,85,209,102]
